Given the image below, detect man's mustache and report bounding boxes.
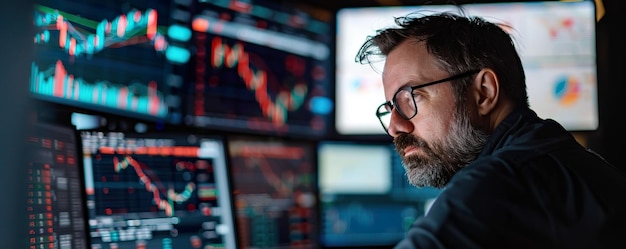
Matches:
[394,133,429,156]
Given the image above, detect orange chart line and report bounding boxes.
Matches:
[113,155,195,216]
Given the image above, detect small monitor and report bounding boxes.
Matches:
[80,130,238,248]
[335,0,598,136]
[318,141,442,247]
[25,120,90,248]
[227,135,319,248]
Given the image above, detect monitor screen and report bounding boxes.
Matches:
[335,0,598,136]
[318,141,442,247]
[185,0,334,138]
[25,121,90,248]
[81,131,238,248]
[227,135,319,248]
[32,0,186,124]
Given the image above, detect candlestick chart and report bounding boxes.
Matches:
[31,0,190,123]
[186,0,333,137]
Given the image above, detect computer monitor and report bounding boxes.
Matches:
[227,135,319,248]
[25,120,90,248]
[318,141,442,248]
[184,0,334,138]
[31,0,186,124]
[80,130,238,248]
[335,0,598,136]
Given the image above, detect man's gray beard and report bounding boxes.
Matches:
[394,110,488,188]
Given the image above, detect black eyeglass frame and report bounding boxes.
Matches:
[375,69,481,134]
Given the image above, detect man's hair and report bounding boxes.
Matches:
[355,10,529,108]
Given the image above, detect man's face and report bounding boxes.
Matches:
[382,40,488,188]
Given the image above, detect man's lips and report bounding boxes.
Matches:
[403,146,420,157]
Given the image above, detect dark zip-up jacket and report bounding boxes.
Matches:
[395,107,626,249]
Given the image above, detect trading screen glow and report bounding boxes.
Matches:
[318,141,442,247]
[227,136,319,248]
[26,122,89,249]
[81,131,237,249]
[186,0,334,137]
[31,0,334,137]
[31,0,191,124]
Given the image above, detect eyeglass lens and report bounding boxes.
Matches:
[377,88,417,132]
[395,89,416,120]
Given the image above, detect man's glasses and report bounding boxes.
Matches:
[376,69,480,135]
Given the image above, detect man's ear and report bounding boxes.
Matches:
[472,68,499,116]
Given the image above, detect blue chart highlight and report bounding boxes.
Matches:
[31,60,168,117]
[553,75,581,106]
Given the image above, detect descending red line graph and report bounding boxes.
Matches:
[231,142,313,197]
[193,26,308,126]
[236,144,307,196]
[248,156,296,197]
[112,155,195,217]
[213,37,307,125]
[229,140,316,247]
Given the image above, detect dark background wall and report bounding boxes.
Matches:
[588,0,625,167]
[1,1,33,249]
